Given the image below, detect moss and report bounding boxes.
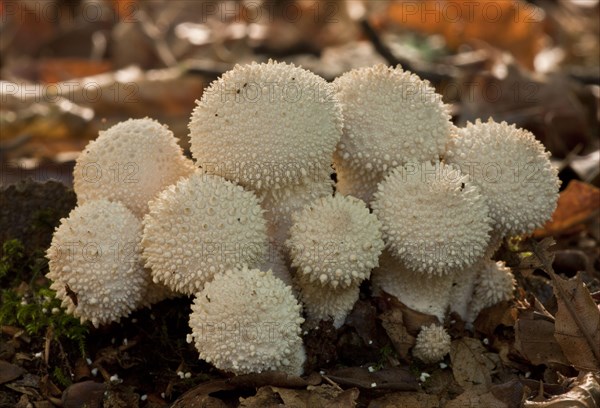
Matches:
[0,239,25,282]
[0,285,88,349]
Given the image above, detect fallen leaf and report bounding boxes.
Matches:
[326,366,418,391]
[378,301,416,359]
[239,384,359,408]
[552,272,600,370]
[514,304,570,366]
[368,392,440,408]
[534,181,600,238]
[449,338,496,391]
[445,387,508,408]
[528,239,600,370]
[0,360,26,384]
[523,372,600,408]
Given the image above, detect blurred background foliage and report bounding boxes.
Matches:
[0,0,598,186]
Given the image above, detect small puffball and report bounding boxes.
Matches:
[412,324,451,363]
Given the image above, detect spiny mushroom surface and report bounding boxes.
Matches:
[295,274,360,329]
[46,199,148,327]
[259,168,334,247]
[189,60,343,191]
[372,161,492,276]
[142,172,268,295]
[286,194,384,288]
[468,260,515,322]
[333,64,453,198]
[445,118,560,236]
[371,251,453,321]
[188,267,305,375]
[412,324,451,363]
[74,117,195,218]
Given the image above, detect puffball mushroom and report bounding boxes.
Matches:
[371,251,454,322]
[74,118,195,218]
[295,274,360,329]
[286,194,384,288]
[412,324,451,363]
[467,260,516,323]
[189,60,343,191]
[333,64,453,201]
[372,161,492,276]
[445,118,560,236]
[142,172,268,296]
[188,266,305,376]
[46,199,148,327]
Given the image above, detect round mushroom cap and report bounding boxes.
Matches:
[189,60,343,191]
[372,161,492,276]
[74,118,195,218]
[46,199,148,327]
[287,194,384,288]
[295,274,360,329]
[371,251,453,321]
[468,260,515,322]
[412,324,451,363]
[142,172,268,296]
[188,267,305,375]
[333,64,453,174]
[445,118,560,236]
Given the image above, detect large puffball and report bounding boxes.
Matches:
[74,118,195,218]
[372,161,492,276]
[445,118,560,236]
[333,64,453,199]
[287,194,384,288]
[189,60,343,191]
[142,172,268,295]
[188,267,305,375]
[46,199,148,327]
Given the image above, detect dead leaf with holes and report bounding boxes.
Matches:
[523,372,600,408]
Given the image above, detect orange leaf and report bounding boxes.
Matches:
[534,180,600,238]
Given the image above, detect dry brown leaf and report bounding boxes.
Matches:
[445,388,509,408]
[326,366,418,391]
[552,272,600,370]
[528,239,600,370]
[378,302,416,359]
[449,338,496,391]
[368,392,440,408]
[239,384,359,408]
[0,360,26,384]
[514,304,570,366]
[534,181,600,238]
[523,372,600,408]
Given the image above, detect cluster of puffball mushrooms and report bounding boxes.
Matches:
[46,61,560,375]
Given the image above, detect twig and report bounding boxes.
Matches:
[320,374,343,391]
